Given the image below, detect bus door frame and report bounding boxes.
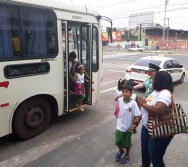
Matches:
[80,24,92,105]
[62,21,70,112]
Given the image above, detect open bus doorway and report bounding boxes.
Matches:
[62,21,92,112]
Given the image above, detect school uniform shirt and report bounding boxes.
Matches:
[116,97,141,132]
[141,90,172,128]
[143,77,153,98]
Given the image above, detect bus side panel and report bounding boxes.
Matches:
[92,25,102,103]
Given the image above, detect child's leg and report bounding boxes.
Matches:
[78,97,84,111]
[115,145,124,161]
[125,146,131,157]
[117,145,124,153]
[115,130,124,161]
[119,132,131,164]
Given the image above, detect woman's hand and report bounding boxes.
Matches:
[136,96,146,107]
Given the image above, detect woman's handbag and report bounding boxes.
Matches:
[148,102,188,138]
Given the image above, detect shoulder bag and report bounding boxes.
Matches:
[148,96,188,138]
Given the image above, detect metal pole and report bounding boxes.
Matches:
[140,24,142,41]
[128,21,130,40]
[166,18,169,49]
[163,0,169,41]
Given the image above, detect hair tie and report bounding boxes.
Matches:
[78,64,84,70]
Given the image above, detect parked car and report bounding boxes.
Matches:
[125,56,185,85]
[128,46,145,52]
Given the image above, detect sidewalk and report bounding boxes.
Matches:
[24,113,188,167]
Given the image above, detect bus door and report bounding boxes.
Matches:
[62,21,70,112]
[80,25,92,105]
[62,21,93,112]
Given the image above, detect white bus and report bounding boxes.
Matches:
[0,0,111,139]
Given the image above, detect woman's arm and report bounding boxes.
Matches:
[133,83,145,90]
[137,97,169,116]
[115,93,122,101]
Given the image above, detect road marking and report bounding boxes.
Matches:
[103,65,128,69]
[101,80,118,85]
[107,70,125,73]
[100,86,116,93]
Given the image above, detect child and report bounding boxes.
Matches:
[115,79,137,101]
[115,83,141,164]
[72,64,88,111]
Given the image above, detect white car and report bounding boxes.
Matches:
[128,46,145,52]
[125,56,185,85]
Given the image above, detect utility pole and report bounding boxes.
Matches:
[139,24,142,41]
[166,18,169,49]
[163,0,169,40]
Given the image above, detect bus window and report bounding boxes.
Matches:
[92,26,99,72]
[0,5,20,58]
[81,26,90,67]
[0,5,57,60]
[22,8,57,56]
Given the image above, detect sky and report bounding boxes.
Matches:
[71,0,188,31]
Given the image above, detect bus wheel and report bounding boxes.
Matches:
[13,98,51,140]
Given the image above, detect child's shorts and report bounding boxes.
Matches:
[115,129,132,148]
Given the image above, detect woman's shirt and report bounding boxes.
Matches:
[143,77,153,98]
[141,89,172,127]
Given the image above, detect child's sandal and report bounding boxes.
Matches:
[119,156,130,164]
[115,150,124,162]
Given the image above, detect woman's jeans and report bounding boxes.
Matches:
[141,126,173,167]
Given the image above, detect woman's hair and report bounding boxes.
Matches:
[121,83,133,92]
[153,71,174,93]
[118,79,127,91]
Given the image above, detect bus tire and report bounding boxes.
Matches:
[12,97,51,140]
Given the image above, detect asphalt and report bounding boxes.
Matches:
[23,75,188,167]
[24,106,188,167]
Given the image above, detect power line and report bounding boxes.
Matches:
[99,2,188,17]
[97,0,134,8]
[108,6,188,20]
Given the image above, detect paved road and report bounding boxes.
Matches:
[1,52,188,167]
[24,63,188,166]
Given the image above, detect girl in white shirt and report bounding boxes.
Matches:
[72,65,88,111]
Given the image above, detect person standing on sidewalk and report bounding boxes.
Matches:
[133,63,161,98]
[115,83,141,164]
[137,71,174,167]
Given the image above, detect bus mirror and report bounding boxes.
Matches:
[96,15,113,43]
